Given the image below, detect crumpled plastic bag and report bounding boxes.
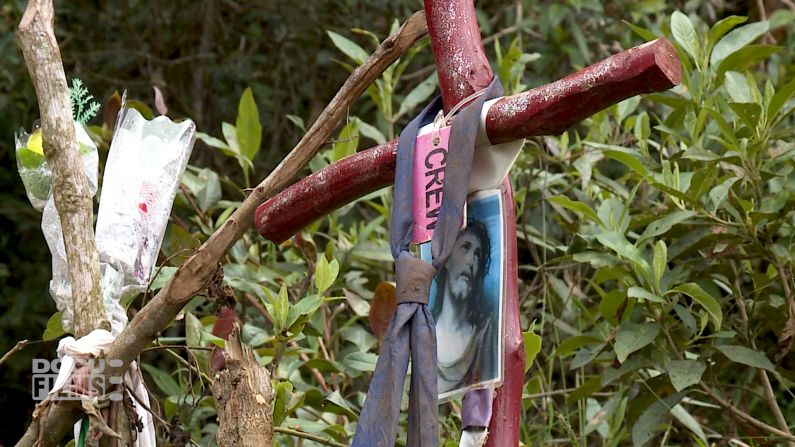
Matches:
[95,107,196,300]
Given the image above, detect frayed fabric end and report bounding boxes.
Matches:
[460,428,488,447]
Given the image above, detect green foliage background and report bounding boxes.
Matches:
[2,0,795,446]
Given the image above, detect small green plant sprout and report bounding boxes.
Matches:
[68,78,100,125]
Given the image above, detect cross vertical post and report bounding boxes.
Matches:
[425,1,523,444]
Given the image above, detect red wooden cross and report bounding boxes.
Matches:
[256,1,681,445]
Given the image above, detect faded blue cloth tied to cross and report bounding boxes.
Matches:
[352,77,504,447]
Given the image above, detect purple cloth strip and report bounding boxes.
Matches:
[461,387,494,429]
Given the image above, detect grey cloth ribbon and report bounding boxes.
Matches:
[353,77,504,447]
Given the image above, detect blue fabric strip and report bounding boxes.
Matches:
[354,77,503,447]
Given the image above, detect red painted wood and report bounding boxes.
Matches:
[487,177,524,447]
[487,38,680,143]
[424,0,493,112]
[254,140,397,243]
[254,39,680,244]
[425,4,524,445]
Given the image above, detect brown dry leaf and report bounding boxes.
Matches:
[153,85,168,116]
[103,90,121,129]
[369,281,397,340]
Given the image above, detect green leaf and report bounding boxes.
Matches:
[285,114,305,132]
[566,376,602,403]
[273,381,293,426]
[672,283,722,330]
[667,360,706,391]
[571,343,606,369]
[325,390,358,419]
[343,351,378,372]
[286,294,322,330]
[221,122,240,155]
[708,16,747,48]
[150,266,177,291]
[768,76,795,121]
[548,195,604,227]
[395,73,438,120]
[614,321,661,363]
[671,11,700,63]
[596,232,642,266]
[263,284,289,334]
[315,256,339,294]
[599,290,626,325]
[16,146,46,169]
[126,100,153,120]
[725,71,752,103]
[710,21,769,67]
[603,150,650,177]
[628,286,665,303]
[715,345,776,372]
[340,325,377,352]
[622,20,658,41]
[638,211,696,244]
[355,118,386,145]
[283,417,328,433]
[195,168,222,211]
[185,311,202,347]
[327,31,369,65]
[141,363,181,397]
[43,312,66,340]
[716,45,781,77]
[523,331,542,373]
[236,87,262,162]
[730,102,761,128]
[632,392,686,446]
[343,289,370,316]
[671,404,708,444]
[555,335,603,356]
[708,177,739,213]
[653,240,667,289]
[331,120,359,162]
[196,132,233,156]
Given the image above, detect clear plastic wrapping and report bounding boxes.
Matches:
[16,109,196,336]
[95,108,196,299]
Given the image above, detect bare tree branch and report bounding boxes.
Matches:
[17,0,108,337]
[14,11,429,447]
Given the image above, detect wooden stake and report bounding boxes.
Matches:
[18,0,108,337]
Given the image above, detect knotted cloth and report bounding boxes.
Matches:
[352,77,504,446]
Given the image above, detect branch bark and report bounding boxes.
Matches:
[14,11,428,447]
[18,0,108,337]
[210,325,273,446]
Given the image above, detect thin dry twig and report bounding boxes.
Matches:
[0,340,29,367]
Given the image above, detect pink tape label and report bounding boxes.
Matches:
[412,126,451,244]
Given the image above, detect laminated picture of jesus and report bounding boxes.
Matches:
[420,189,504,400]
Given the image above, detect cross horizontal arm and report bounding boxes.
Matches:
[255,38,681,243]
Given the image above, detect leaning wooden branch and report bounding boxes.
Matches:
[18,0,108,338]
[14,11,428,447]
